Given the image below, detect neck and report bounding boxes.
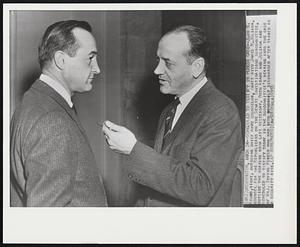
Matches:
[42,67,73,96]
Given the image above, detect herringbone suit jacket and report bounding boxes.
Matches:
[10,79,107,207]
[126,80,243,206]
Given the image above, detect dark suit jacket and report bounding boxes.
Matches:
[10,79,107,207]
[125,80,243,206]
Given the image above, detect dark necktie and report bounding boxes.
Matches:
[163,97,180,141]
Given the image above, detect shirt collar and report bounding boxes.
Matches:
[39,74,73,108]
[178,76,208,106]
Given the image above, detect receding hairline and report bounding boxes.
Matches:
[71,27,94,45]
[69,27,98,55]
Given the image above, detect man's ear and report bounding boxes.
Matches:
[191,57,205,78]
[54,51,66,70]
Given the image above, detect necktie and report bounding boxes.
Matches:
[163,97,180,140]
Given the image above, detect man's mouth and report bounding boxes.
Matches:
[159,80,169,86]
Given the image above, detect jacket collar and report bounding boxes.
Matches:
[31,79,90,143]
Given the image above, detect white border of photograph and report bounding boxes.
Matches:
[3,3,297,244]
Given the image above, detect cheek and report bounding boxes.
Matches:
[70,60,91,73]
[165,69,174,81]
[168,72,189,91]
[174,68,190,82]
[66,62,80,74]
[167,71,180,84]
[76,63,89,73]
[66,65,89,85]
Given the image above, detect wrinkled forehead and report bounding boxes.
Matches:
[157,32,190,56]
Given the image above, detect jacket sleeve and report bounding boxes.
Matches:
[23,111,77,206]
[125,104,243,206]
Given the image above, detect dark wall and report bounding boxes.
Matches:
[162,11,246,140]
[118,11,163,205]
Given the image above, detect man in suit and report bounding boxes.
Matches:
[102,25,243,207]
[10,20,107,207]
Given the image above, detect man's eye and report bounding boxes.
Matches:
[166,62,172,68]
[88,57,94,64]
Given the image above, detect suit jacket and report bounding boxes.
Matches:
[125,80,243,206]
[10,79,107,207]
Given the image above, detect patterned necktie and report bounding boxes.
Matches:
[163,97,180,140]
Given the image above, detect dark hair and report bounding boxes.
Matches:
[165,25,210,71]
[38,20,92,69]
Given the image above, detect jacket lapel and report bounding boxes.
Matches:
[31,80,90,143]
[161,80,215,150]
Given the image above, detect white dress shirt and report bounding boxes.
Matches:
[39,74,73,108]
[171,76,208,130]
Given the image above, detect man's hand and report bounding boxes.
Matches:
[102,120,137,155]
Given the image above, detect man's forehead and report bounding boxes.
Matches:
[158,32,190,55]
[72,27,97,49]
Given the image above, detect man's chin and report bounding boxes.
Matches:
[159,86,169,95]
[77,85,92,93]
[86,85,93,91]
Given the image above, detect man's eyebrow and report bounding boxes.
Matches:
[89,51,98,56]
[158,56,171,62]
[162,57,174,63]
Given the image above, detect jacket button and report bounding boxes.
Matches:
[128,174,133,179]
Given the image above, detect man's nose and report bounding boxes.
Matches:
[154,61,163,75]
[93,60,101,74]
